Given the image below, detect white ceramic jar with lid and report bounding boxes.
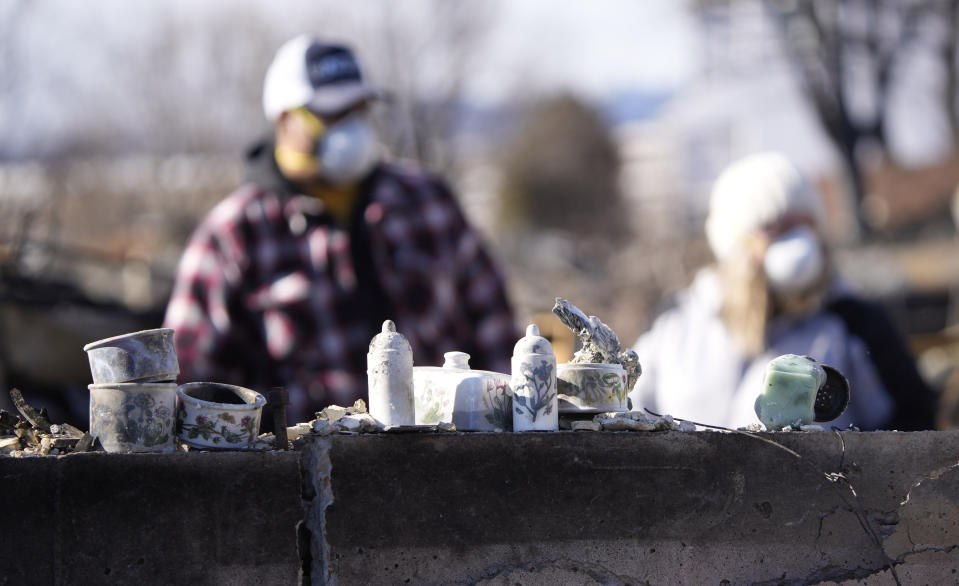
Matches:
[367,320,415,426]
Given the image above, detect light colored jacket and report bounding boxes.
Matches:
[629,268,894,430]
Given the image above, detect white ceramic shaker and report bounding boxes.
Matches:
[367,320,415,426]
[511,324,558,431]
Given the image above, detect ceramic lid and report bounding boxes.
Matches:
[82,327,175,351]
[512,324,554,357]
[814,365,850,422]
[443,351,471,370]
[369,320,412,353]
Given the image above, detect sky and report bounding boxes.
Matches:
[0,0,701,159]
[2,0,948,169]
[255,0,700,105]
[467,0,698,104]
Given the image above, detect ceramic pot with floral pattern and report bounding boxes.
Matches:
[557,363,629,413]
[176,382,266,450]
[88,382,177,453]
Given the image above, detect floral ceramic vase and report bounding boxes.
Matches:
[511,324,558,431]
[88,382,177,452]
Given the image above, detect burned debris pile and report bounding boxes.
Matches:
[1,388,101,457]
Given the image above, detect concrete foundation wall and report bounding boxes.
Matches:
[0,451,303,585]
[4,431,959,585]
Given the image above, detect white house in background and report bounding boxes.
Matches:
[616,0,846,242]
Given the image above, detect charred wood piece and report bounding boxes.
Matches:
[9,388,52,433]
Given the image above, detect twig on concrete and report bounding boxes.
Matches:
[643,408,802,458]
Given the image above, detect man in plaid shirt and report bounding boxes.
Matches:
[163,36,517,424]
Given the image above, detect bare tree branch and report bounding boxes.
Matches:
[766,0,952,237]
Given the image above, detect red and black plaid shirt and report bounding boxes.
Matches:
[164,155,517,423]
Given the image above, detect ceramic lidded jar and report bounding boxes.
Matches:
[367,320,415,426]
[511,324,558,431]
[413,361,453,426]
[443,352,512,432]
[413,351,511,430]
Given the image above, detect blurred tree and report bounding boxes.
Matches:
[497,93,629,241]
[490,93,636,337]
[766,0,959,236]
[0,0,501,267]
[0,1,31,158]
[362,0,498,178]
[0,0,498,174]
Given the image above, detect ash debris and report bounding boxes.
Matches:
[0,391,457,459]
[562,411,696,432]
[2,390,694,459]
[309,399,383,436]
[307,399,456,437]
[1,388,101,457]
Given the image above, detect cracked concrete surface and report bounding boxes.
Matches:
[474,557,643,585]
[310,431,959,585]
[3,430,957,585]
[878,460,959,583]
[0,451,304,584]
[301,437,336,585]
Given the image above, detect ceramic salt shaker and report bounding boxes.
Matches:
[511,324,558,431]
[367,320,414,426]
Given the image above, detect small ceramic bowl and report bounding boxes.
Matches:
[557,363,629,413]
[83,328,179,384]
[88,382,177,453]
[176,382,266,450]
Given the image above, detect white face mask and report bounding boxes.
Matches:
[318,114,380,185]
[762,225,824,295]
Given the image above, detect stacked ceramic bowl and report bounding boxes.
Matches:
[83,328,179,453]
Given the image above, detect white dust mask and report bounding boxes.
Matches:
[762,225,824,295]
[318,114,380,185]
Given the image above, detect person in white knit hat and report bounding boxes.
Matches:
[628,152,935,430]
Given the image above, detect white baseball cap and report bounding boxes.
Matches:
[262,34,381,122]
